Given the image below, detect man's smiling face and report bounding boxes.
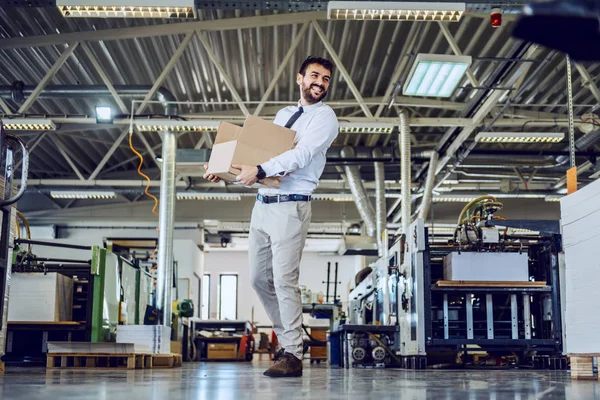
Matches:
[297,63,331,105]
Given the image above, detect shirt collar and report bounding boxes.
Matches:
[297,100,323,113]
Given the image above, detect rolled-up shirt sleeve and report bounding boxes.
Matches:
[260,109,338,177]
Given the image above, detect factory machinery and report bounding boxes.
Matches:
[341,196,565,370]
[5,238,193,365]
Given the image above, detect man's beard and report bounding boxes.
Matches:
[302,83,327,104]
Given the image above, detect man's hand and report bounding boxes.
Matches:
[203,164,221,183]
[232,164,259,185]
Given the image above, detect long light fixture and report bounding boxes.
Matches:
[475,132,565,143]
[50,190,116,199]
[57,0,195,18]
[176,192,241,201]
[432,195,477,203]
[403,54,471,98]
[2,118,56,131]
[312,193,355,202]
[338,122,395,134]
[135,120,220,132]
[544,195,564,202]
[327,1,465,21]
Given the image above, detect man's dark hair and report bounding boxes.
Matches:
[299,56,334,76]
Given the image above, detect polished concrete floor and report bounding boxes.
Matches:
[0,360,598,400]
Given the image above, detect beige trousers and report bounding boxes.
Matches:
[248,200,311,360]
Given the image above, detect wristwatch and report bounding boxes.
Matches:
[256,165,267,180]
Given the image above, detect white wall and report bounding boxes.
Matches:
[203,250,361,326]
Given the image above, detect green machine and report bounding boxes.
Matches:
[11,240,154,344]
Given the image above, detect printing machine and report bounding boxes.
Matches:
[341,196,566,370]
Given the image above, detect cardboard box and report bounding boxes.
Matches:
[171,341,182,355]
[206,116,296,183]
[207,343,238,359]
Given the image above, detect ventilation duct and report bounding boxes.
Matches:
[399,109,412,235]
[1,83,178,116]
[372,148,387,255]
[340,146,376,237]
[419,151,439,220]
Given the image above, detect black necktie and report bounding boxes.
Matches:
[284,106,303,128]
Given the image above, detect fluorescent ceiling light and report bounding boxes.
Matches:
[95,106,113,124]
[475,132,564,143]
[312,193,355,202]
[2,118,56,131]
[135,120,220,132]
[177,192,241,201]
[544,195,564,202]
[57,0,195,18]
[339,122,395,134]
[327,1,465,21]
[50,190,116,199]
[403,54,471,98]
[433,196,477,203]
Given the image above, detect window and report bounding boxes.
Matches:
[219,274,238,320]
[201,274,210,320]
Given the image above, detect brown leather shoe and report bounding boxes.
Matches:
[263,352,303,378]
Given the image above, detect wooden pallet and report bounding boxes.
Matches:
[46,353,182,370]
[568,354,599,380]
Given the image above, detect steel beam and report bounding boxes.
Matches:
[88,128,130,180]
[311,21,373,118]
[436,45,540,175]
[134,128,161,169]
[437,22,479,87]
[53,137,86,180]
[0,12,326,50]
[80,41,129,114]
[18,42,79,114]
[376,23,420,118]
[197,31,250,116]
[135,31,195,115]
[16,131,48,171]
[254,22,310,116]
[575,63,600,104]
[0,98,12,115]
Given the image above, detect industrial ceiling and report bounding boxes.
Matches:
[0,2,599,232]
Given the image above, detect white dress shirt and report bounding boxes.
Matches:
[259,101,339,196]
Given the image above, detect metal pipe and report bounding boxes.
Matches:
[14,239,92,250]
[556,128,600,164]
[340,146,376,236]
[325,262,331,302]
[373,148,387,255]
[419,151,439,221]
[470,149,600,157]
[2,83,178,116]
[399,109,411,234]
[334,262,338,302]
[157,129,177,326]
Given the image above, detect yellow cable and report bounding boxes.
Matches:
[16,210,32,262]
[129,130,159,217]
[129,129,160,262]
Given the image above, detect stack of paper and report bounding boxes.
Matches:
[117,325,171,354]
[47,342,150,354]
[561,178,600,354]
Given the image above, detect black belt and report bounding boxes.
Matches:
[257,194,311,204]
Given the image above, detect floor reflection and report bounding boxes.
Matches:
[0,361,596,400]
